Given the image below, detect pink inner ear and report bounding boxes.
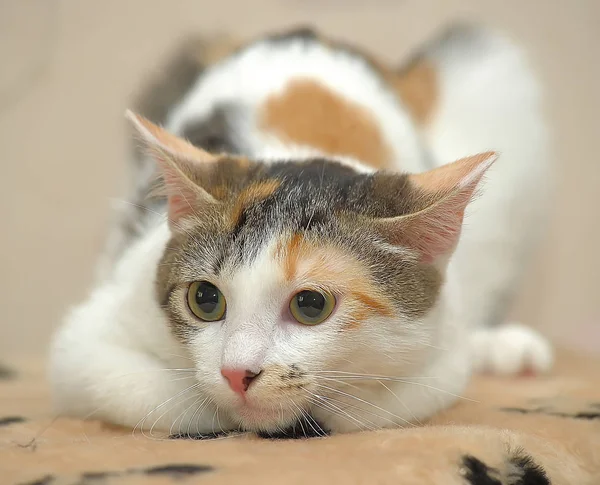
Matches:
[158,154,217,224]
[403,192,470,264]
[125,110,219,225]
[380,152,497,263]
[168,191,195,222]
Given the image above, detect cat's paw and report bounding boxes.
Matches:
[470,323,554,376]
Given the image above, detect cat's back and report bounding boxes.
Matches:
[164,29,424,172]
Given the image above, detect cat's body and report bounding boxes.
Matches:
[50,26,552,436]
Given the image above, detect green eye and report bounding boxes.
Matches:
[290,290,336,326]
[187,281,226,322]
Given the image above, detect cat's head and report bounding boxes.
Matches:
[127,111,496,434]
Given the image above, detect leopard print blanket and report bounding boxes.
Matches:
[1,350,599,485]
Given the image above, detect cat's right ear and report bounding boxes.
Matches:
[373,152,497,266]
[125,110,219,225]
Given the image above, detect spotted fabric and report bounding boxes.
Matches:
[1,350,599,484]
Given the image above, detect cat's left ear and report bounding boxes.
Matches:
[374,152,497,265]
[126,110,220,225]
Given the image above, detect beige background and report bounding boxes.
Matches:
[1,0,599,356]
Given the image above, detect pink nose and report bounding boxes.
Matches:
[221,368,260,396]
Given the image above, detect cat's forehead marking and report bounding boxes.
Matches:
[274,233,307,283]
[260,79,393,170]
[228,179,281,229]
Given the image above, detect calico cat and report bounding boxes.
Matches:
[49,25,553,436]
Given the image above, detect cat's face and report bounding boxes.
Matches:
[128,111,495,434]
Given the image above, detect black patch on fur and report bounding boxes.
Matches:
[169,430,230,440]
[207,157,422,277]
[0,364,15,379]
[283,364,304,380]
[181,104,241,155]
[266,26,318,44]
[143,464,213,477]
[300,209,327,231]
[257,415,329,440]
[461,456,501,485]
[17,476,54,485]
[510,452,550,485]
[212,250,226,275]
[134,37,206,129]
[501,407,600,421]
[0,416,25,427]
[261,159,418,220]
[229,206,249,240]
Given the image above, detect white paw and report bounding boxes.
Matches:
[470,323,554,376]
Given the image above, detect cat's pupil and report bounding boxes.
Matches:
[195,282,219,313]
[296,291,326,318]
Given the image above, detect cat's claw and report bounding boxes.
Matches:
[470,323,554,376]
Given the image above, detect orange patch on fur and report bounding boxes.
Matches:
[260,79,393,169]
[392,59,438,125]
[229,179,280,226]
[340,45,438,126]
[278,233,306,282]
[315,35,438,126]
[342,287,396,330]
[353,291,395,318]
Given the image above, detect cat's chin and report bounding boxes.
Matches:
[232,403,297,432]
[234,405,329,438]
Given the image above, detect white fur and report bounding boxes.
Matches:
[470,323,554,375]
[166,38,425,173]
[50,26,552,435]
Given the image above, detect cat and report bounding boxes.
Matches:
[49,25,553,437]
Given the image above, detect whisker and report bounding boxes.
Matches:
[292,404,309,438]
[313,373,476,402]
[312,376,363,392]
[215,405,227,435]
[304,390,376,431]
[132,382,200,439]
[174,394,212,439]
[314,370,437,379]
[312,390,406,428]
[309,395,377,432]
[306,395,359,430]
[167,394,203,439]
[291,399,324,438]
[211,407,219,435]
[146,388,200,440]
[184,397,210,438]
[377,380,422,426]
[313,383,414,427]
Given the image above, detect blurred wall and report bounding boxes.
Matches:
[1,0,599,356]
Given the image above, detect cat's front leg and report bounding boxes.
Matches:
[469,322,553,376]
[50,334,235,436]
